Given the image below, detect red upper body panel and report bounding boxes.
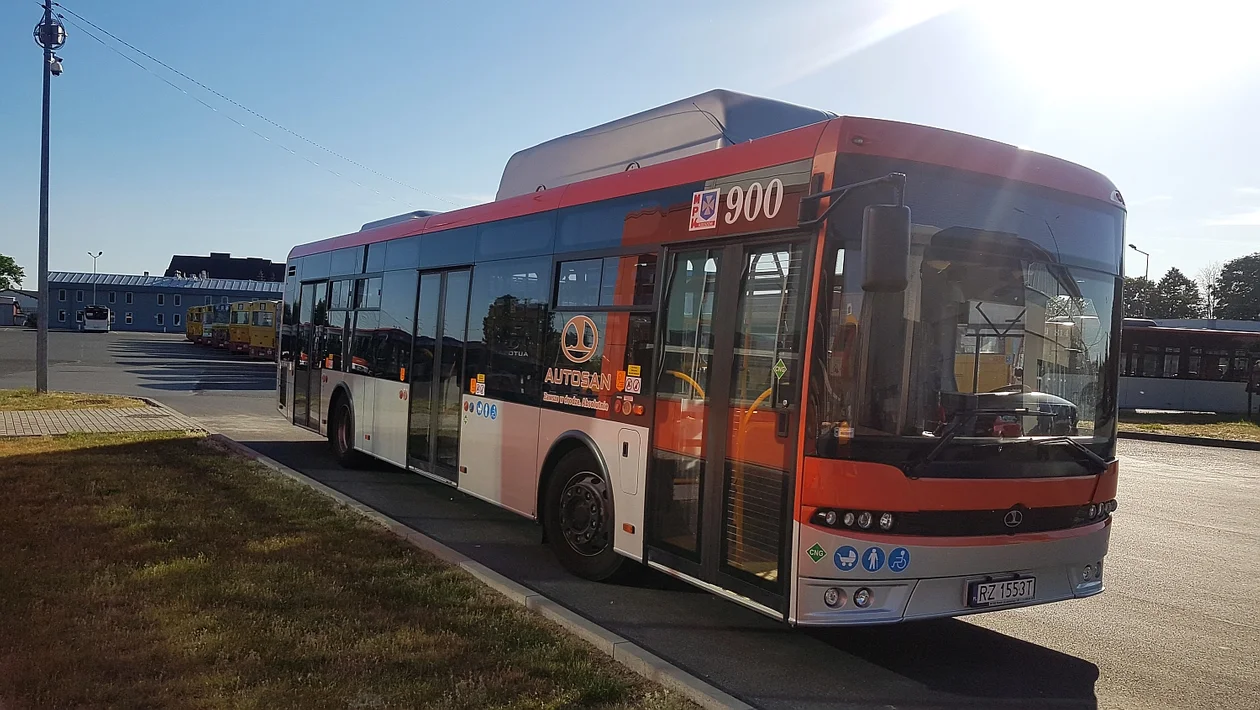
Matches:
[288,116,1120,261]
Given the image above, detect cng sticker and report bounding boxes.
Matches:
[806,543,827,563]
[772,359,788,380]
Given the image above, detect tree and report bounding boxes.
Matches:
[1148,267,1203,319]
[1196,261,1222,319]
[1216,252,1260,320]
[1123,276,1155,318]
[0,254,24,291]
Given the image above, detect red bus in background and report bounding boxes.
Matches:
[279,90,1124,625]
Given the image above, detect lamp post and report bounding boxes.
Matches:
[1128,244,1150,280]
[33,0,66,393]
[88,251,102,304]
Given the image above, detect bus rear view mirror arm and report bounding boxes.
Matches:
[797,172,911,293]
[796,172,906,228]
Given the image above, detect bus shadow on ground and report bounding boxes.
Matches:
[800,619,1099,708]
[243,439,1099,710]
[109,338,276,393]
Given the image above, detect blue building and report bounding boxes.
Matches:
[47,272,282,333]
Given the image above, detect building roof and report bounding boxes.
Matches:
[165,253,285,282]
[48,271,283,293]
[0,288,38,298]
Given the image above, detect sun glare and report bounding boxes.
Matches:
[967,0,1260,100]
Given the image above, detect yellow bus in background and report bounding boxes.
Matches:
[186,304,210,344]
[228,301,252,354]
[208,303,231,348]
[249,300,281,360]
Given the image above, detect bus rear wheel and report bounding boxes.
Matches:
[543,450,625,582]
[329,396,365,468]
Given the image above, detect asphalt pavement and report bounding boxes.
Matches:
[2,328,1257,709]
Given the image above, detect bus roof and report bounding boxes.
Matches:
[290,99,1120,261]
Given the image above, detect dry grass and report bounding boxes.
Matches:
[0,432,694,710]
[1118,411,1260,443]
[0,389,143,412]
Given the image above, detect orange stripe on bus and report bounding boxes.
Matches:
[799,457,1119,513]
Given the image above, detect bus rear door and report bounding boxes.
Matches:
[645,237,811,617]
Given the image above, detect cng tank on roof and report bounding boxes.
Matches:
[495,89,835,201]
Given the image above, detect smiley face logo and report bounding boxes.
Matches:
[561,315,599,363]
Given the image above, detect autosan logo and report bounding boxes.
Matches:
[561,315,599,363]
[1003,508,1025,528]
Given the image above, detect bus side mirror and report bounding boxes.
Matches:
[861,204,911,292]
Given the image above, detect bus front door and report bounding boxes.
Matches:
[645,239,810,617]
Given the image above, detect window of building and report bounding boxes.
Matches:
[221,296,228,304]
[205,296,212,305]
[174,294,181,307]
[174,313,181,326]
[125,292,133,304]
[109,312,116,324]
[58,289,66,302]
[76,290,83,302]
[76,310,84,322]
[156,313,164,326]
[125,312,133,324]
[108,291,116,304]
[57,310,66,322]
[157,293,165,306]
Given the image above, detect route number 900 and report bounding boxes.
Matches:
[724,178,784,225]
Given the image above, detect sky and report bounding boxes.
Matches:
[1,0,1258,290]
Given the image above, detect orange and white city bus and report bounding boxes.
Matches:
[278,91,1124,626]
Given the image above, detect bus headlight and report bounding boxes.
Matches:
[842,512,856,527]
[853,587,873,608]
[823,587,846,608]
[878,512,894,531]
[857,512,873,529]
[1083,564,1094,581]
[1087,504,1098,519]
[823,510,838,526]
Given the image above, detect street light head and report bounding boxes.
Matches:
[33,16,67,50]
[49,54,64,76]
[1128,244,1139,251]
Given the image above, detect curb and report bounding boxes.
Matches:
[1118,430,1260,451]
[203,433,753,710]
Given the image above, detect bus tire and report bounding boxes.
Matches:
[543,449,625,582]
[328,395,365,468]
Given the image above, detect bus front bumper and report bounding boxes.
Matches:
[792,521,1110,626]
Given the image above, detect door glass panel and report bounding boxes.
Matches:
[434,271,470,472]
[649,250,721,558]
[294,283,314,423]
[308,282,329,429]
[408,273,442,468]
[722,244,807,590]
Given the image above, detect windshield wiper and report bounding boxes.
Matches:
[1033,436,1111,474]
[910,407,1043,475]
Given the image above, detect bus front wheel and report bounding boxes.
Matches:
[543,450,625,581]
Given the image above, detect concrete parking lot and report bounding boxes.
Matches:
[2,328,1257,709]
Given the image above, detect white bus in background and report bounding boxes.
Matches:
[82,305,111,333]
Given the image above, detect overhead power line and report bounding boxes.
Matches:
[52,1,459,207]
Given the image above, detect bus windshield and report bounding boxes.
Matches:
[813,156,1125,475]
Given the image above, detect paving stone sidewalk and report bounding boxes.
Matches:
[0,403,204,437]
